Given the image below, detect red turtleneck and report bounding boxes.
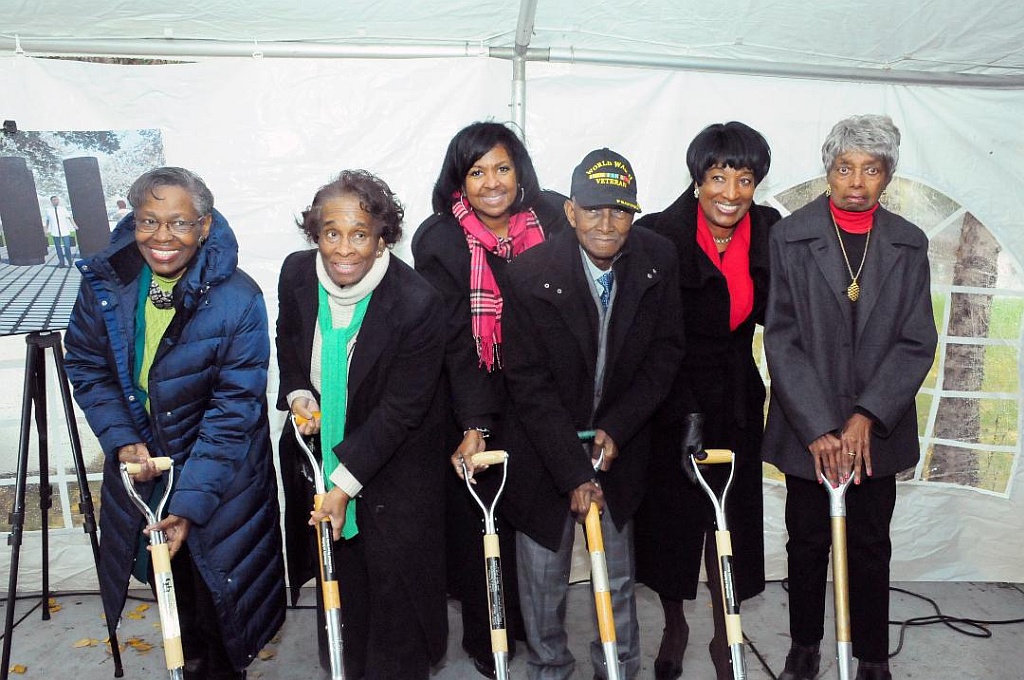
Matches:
[829,200,878,234]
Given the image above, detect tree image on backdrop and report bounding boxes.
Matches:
[0,129,164,335]
[759,178,1023,495]
[1,129,163,201]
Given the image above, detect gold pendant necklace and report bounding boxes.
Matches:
[830,210,871,302]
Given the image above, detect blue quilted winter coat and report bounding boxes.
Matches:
[64,210,285,670]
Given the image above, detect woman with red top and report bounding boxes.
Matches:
[633,122,778,679]
[763,115,937,680]
[412,121,569,678]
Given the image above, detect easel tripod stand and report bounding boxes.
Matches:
[1,331,123,679]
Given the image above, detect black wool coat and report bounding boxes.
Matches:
[500,226,685,550]
[633,185,779,601]
[411,189,570,440]
[763,195,937,480]
[275,250,449,663]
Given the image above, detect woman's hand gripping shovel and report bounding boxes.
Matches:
[577,430,621,680]
[292,414,345,680]
[681,414,747,680]
[820,469,854,680]
[120,457,183,680]
[460,450,512,680]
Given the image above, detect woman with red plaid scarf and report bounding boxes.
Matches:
[412,121,569,678]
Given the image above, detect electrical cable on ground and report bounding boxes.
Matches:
[887,585,1024,658]
[761,579,1024,676]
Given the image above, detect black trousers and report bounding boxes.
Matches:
[784,474,896,663]
[324,508,431,679]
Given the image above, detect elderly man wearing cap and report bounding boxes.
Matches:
[491,149,684,679]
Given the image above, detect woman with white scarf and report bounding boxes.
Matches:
[277,170,448,679]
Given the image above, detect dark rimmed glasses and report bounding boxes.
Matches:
[136,216,206,235]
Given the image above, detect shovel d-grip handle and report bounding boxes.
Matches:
[293,411,323,426]
[471,450,508,466]
[122,456,173,475]
[694,448,734,465]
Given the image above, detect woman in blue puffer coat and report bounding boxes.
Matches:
[65,167,285,680]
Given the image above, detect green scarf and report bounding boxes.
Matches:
[131,264,177,583]
[318,283,372,540]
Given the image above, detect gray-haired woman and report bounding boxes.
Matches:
[762,115,937,680]
[65,167,285,679]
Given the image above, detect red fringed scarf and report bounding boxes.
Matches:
[829,200,878,233]
[453,192,545,371]
[695,209,754,331]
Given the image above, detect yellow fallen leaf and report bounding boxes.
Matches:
[73,638,99,648]
[257,649,276,660]
[48,600,62,613]
[126,637,154,653]
[125,611,145,620]
[133,603,151,613]
[9,665,27,674]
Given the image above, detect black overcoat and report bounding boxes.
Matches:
[410,191,570,603]
[634,185,779,601]
[763,195,937,479]
[410,189,570,439]
[275,250,448,664]
[500,226,685,550]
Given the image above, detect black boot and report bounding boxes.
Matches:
[778,642,821,680]
[654,596,688,680]
[855,660,892,680]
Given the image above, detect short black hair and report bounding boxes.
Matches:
[430,121,541,214]
[686,121,772,186]
[298,169,404,246]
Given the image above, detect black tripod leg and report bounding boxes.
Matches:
[1,339,41,680]
[50,336,124,677]
[33,350,51,622]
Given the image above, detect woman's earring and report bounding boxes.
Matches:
[693,185,700,199]
[198,236,206,247]
[518,185,525,203]
[824,184,832,197]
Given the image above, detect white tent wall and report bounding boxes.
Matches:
[1,53,1022,589]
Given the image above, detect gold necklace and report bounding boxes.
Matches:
[830,210,871,302]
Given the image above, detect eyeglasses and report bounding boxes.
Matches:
[136,217,206,235]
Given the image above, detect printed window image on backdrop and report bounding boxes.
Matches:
[0,129,165,336]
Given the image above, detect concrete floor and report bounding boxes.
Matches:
[1,581,1021,679]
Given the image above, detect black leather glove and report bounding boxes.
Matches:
[680,413,705,485]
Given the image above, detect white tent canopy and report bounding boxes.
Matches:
[2,1,1023,589]
[5,1,1024,84]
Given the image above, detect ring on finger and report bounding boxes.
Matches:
[846,451,856,457]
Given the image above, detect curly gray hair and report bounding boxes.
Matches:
[821,114,901,178]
